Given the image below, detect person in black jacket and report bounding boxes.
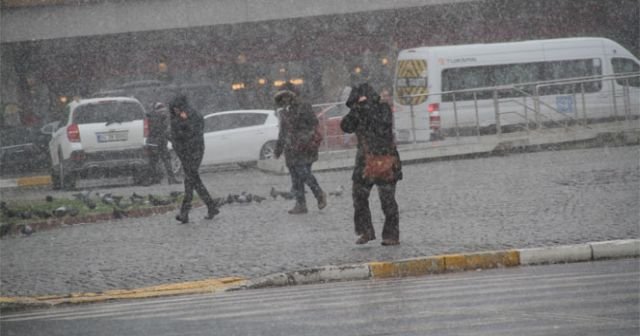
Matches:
[168,95,219,223]
[145,102,180,185]
[341,83,402,245]
[274,82,327,214]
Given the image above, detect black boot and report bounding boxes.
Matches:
[204,200,220,220]
[175,212,189,224]
[288,203,308,214]
[204,207,219,220]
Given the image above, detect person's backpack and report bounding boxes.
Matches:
[295,121,323,152]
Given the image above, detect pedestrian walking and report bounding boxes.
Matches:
[168,95,219,223]
[274,82,327,214]
[341,83,402,245]
[145,102,181,185]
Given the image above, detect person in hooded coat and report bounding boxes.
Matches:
[145,102,180,185]
[340,83,402,245]
[274,82,327,214]
[168,95,219,223]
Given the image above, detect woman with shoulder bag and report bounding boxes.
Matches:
[274,82,327,215]
[340,83,402,245]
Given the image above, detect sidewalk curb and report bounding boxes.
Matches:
[0,175,51,189]
[238,239,638,290]
[1,239,638,312]
[0,277,247,312]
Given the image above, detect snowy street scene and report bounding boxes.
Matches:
[1,0,638,335]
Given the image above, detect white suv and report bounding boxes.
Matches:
[47,97,149,189]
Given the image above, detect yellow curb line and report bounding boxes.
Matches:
[0,277,246,306]
[16,175,51,187]
[369,250,520,278]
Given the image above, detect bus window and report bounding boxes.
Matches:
[442,66,494,101]
[611,58,640,87]
[540,59,602,95]
[442,58,603,101]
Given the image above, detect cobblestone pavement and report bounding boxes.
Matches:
[1,146,638,297]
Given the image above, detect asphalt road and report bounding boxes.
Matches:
[1,258,638,336]
[1,145,639,297]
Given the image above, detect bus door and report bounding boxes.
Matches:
[610,57,640,120]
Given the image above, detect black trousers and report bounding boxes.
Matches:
[289,163,323,205]
[147,141,176,183]
[352,180,399,240]
[177,147,214,214]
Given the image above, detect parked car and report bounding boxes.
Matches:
[0,125,51,176]
[314,104,357,150]
[200,109,279,166]
[44,97,149,189]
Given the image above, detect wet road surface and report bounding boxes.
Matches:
[2,258,638,336]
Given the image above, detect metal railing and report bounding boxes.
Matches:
[395,72,640,142]
[309,101,356,152]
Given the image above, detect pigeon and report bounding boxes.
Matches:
[19,211,33,220]
[252,195,266,203]
[68,207,79,217]
[20,224,34,236]
[329,185,345,197]
[169,191,184,199]
[53,206,68,218]
[72,190,91,201]
[112,207,128,219]
[0,202,18,218]
[130,192,146,205]
[111,195,124,207]
[33,209,52,219]
[131,192,146,201]
[73,190,96,209]
[84,198,97,209]
[212,197,226,207]
[269,187,294,200]
[279,191,294,200]
[98,192,116,206]
[148,194,172,206]
[0,224,10,237]
[116,199,133,209]
[236,193,249,203]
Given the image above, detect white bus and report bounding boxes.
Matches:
[393,37,640,142]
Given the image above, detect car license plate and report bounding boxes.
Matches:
[96,131,128,142]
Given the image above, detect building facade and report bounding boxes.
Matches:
[1,0,638,127]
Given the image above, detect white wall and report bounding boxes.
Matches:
[1,0,477,43]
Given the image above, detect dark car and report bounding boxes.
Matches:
[0,126,51,176]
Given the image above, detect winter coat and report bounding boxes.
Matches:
[146,108,170,146]
[168,95,205,165]
[274,95,319,167]
[341,83,402,183]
